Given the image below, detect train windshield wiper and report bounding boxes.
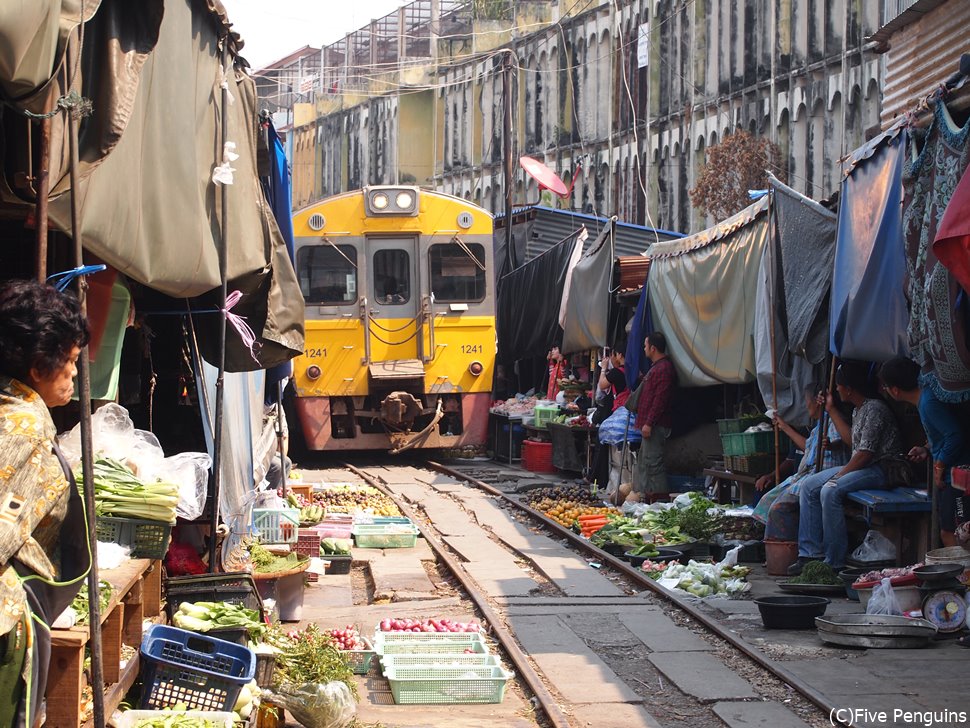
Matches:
[451,235,486,272]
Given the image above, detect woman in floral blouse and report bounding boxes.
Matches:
[0,279,91,727]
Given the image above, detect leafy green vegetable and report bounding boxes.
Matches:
[77,457,180,524]
[71,581,113,625]
[263,624,357,699]
[172,601,265,639]
[788,561,841,585]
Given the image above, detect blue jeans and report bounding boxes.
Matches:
[797,464,887,567]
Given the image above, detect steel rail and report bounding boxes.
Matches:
[425,459,845,726]
[342,462,573,728]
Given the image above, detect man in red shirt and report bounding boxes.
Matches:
[634,332,676,495]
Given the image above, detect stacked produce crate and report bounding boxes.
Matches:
[718,416,790,472]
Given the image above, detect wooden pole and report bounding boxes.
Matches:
[34,118,51,280]
[66,65,106,728]
[503,51,515,272]
[766,191,780,487]
[815,356,838,473]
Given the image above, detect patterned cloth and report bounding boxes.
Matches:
[904,100,970,401]
[851,398,903,462]
[634,357,675,430]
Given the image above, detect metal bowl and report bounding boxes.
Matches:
[814,614,938,638]
[913,563,964,583]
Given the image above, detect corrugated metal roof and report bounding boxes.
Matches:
[496,206,683,262]
[879,0,969,127]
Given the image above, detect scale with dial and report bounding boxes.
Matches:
[914,564,968,633]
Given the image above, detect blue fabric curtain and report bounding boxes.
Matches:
[829,131,911,361]
[624,268,654,391]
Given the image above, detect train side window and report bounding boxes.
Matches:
[429,243,486,302]
[297,245,358,304]
[374,249,410,304]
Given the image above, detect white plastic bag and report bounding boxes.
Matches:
[851,529,896,563]
[866,577,903,616]
[151,452,211,521]
[58,402,165,476]
[263,682,356,728]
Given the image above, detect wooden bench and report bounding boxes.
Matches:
[845,487,931,565]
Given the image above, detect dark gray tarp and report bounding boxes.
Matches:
[561,224,613,354]
[830,129,910,361]
[0,0,303,371]
[497,232,581,363]
[769,175,837,364]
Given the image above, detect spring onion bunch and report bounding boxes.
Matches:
[173,601,266,639]
[77,457,179,524]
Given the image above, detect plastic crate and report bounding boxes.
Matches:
[716,415,768,435]
[297,528,322,582]
[724,454,775,475]
[381,653,504,671]
[384,663,513,704]
[96,517,172,559]
[253,508,300,544]
[721,430,789,456]
[341,637,376,674]
[138,625,255,712]
[533,405,559,430]
[521,439,555,473]
[254,651,276,688]
[113,710,236,728]
[373,631,488,656]
[164,572,264,623]
[324,554,352,574]
[352,524,419,549]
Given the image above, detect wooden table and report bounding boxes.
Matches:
[47,559,162,728]
[703,468,762,505]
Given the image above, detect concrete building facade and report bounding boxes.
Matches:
[264,0,887,233]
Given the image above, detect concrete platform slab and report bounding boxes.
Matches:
[508,615,641,704]
[441,533,516,563]
[616,610,713,652]
[647,652,758,701]
[418,497,479,536]
[463,563,538,597]
[570,702,662,728]
[712,700,813,728]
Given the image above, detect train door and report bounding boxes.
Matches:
[367,236,419,363]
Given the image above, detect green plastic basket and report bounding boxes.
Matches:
[381,653,503,671]
[352,524,419,549]
[384,663,513,704]
[96,517,172,559]
[341,637,376,674]
[373,631,488,656]
[721,430,789,456]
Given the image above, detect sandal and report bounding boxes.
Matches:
[957,636,970,648]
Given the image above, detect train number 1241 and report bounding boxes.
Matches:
[460,344,483,354]
[304,348,327,358]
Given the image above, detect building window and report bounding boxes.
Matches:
[374,249,411,304]
[297,244,357,304]
[429,243,486,302]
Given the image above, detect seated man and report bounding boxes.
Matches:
[879,356,970,547]
[752,384,849,541]
[789,363,903,575]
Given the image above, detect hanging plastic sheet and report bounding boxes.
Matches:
[830,129,910,361]
[768,176,837,364]
[903,101,970,401]
[624,267,654,391]
[497,232,581,362]
[561,225,613,354]
[648,197,769,387]
[933,164,970,294]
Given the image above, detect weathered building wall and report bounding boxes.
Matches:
[289,0,886,233]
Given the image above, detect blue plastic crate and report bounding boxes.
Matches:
[139,624,255,712]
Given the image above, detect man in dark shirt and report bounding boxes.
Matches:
[634,332,676,494]
[880,356,970,547]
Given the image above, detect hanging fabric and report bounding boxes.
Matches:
[624,266,654,391]
[561,225,612,354]
[904,101,970,401]
[830,128,910,361]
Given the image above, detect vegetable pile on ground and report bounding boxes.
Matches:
[640,560,668,579]
[71,580,112,625]
[718,514,765,542]
[172,601,265,640]
[643,493,724,543]
[78,457,179,523]
[262,624,357,698]
[131,708,225,727]
[788,561,841,585]
[589,514,691,552]
[534,501,616,529]
[247,541,308,574]
[527,485,603,506]
[311,485,400,517]
[377,617,482,633]
[658,560,751,598]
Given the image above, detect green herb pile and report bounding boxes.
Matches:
[263,624,358,698]
[77,457,180,524]
[71,580,113,625]
[788,561,841,585]
[248,541,307,574]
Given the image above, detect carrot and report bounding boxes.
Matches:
[578,515,608,523]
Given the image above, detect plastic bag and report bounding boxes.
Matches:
[263,682,356,728]
[866,577,903,616]
[58,402,165,476]
[151,452,211,521]
[851,529,896,563]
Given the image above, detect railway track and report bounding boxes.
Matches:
[301,456,833,728]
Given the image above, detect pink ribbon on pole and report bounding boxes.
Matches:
[224,290,260,364]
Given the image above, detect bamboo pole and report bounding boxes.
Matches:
[209,39,230,572]
[815,356,838,473]
[766,191,780,487]
[34,118,51,280]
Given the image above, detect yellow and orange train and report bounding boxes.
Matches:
[290,186,496,452]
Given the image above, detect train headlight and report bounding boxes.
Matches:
[468,361,484,376]
[306,365,322,380]
[364,186,419,216]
